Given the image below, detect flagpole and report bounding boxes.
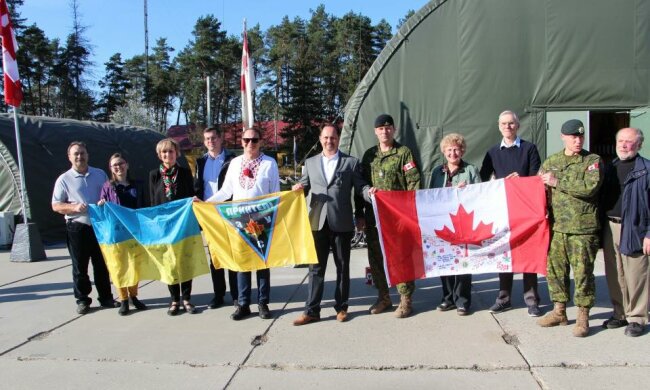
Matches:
[9,107,46,262]
[1,0,46,261]
[11,107,27,219]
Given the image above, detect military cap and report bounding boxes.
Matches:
[561,119,585,135]
[374,114,394,128]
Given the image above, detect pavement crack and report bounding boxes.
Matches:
[0,264,71,288]
[0,315,83,357]
[223,270,309,390]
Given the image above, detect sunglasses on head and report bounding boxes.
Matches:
[243,138,260,144]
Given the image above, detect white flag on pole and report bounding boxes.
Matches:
[241,20,255,131]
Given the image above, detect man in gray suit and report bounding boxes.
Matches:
[293,124,371,325]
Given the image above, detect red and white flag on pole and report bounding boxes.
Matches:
[240,20,255,131]
[372,176,549,287]
[0,0,22,107]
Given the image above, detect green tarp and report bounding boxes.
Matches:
[342,0,650,186]
[0,114,169,242]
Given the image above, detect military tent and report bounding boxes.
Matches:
[0,114,175,242]
[341,0,650,186]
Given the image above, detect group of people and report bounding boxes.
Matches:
[51,110,649,338]
[52,127,279,321]
[291,111,649,340]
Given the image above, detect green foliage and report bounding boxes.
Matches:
[96,53,131,122]
[6,2,395,142]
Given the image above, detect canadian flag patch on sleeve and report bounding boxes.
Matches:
[587,162,599,171]
[403,161,416,172]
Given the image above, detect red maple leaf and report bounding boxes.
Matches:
[434,204,495,256]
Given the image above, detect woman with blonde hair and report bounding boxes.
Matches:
[149,138,197,316]
[430,133,480,315]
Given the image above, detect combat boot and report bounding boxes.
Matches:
[369,293,392,314]
[394,294,413,318]
[573,307,590,337]
[537,302,568,327]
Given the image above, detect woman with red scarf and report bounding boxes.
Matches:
[149,138,197,316]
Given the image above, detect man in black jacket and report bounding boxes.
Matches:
[600,127,650,337]
[195,127,238,308]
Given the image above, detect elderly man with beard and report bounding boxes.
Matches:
[600,127,650,337]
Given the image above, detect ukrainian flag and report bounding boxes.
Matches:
[193,190,317,272]
[89,199,209,288]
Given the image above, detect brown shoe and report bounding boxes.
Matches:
[572,307,590,337]
[537,302,568,327]
[394,294,413,318]
[369,295,392,314]
[336,310,348,322]
[293,313,320,326]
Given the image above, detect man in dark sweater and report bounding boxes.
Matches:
[480,110,542,317]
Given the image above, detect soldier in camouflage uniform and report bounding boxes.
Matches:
[361,114,421,318]
[537,119,603,337]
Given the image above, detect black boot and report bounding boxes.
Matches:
[118,300,129,316]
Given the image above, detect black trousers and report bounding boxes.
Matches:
[168,280,192,302]
[440,274,472,309]
[305,224,353,316]
[66,221,113,305]
[495,272,539,307]
[209,261,238,303]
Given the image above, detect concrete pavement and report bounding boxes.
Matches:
[0,245,648,389]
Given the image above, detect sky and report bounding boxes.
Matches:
[18,0,428,86]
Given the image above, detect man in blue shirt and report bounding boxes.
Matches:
[194,127,238,309]
[480,111,542,317]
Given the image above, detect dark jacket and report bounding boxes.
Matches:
[194,149,236,200]
[617,156,650,255]
[149,165,195,206]
[99,180,146,208]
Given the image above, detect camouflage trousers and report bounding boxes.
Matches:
[546,232,598,308]
[366,227,415,297]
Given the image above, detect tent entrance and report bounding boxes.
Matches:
[546,110,631,162]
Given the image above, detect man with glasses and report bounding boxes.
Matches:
[206,128,280,320]
[480,110,543,317]
[194,127,238,309]
[52,141,117,314]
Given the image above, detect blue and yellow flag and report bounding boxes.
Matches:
[193,190,317,272]
[89,199,209,288]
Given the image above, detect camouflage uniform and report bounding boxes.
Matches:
[361,142,421,298]
[542,150,603,308]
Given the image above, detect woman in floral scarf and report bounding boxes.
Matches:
[149,138,197,316]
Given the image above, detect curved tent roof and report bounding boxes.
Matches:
[0,114,174,242]
[341,0,650,185]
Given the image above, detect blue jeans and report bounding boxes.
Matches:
[237,269,270,306]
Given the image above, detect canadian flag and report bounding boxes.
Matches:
[372,176,549,286]
[240,21,255,131]
[0,0,22,107]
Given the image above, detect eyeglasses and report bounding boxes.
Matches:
[242,138,260,144]
[110,162,126,168]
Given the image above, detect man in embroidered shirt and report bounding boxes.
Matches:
[480,110,543,317]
